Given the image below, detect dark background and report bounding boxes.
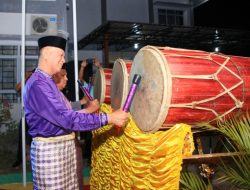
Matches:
[194,0,250,30]
[194,0,250,56]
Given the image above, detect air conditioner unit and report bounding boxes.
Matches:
[29,14,57,35]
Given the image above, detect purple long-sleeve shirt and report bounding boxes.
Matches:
[24,69,107,138]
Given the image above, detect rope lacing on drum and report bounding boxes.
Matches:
[235,100,243,108]
[211,74,218,81]
[165,50,244,122]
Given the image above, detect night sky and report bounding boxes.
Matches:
[194,0,250,30]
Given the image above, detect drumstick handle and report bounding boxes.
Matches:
[123,74,141,112]
[87,83,92,92]
[77,80,93,101]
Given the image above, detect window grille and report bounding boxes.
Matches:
[158,8,183,26]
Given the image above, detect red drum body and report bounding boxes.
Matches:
[111,59,133,110]
[129,46,250,133]
[93,68,112,104]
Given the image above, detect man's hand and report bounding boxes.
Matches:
[80,97,88,105]
[85,99,100,113]
[108,109,129,127]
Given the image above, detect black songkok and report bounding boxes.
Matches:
[38,36,67,51]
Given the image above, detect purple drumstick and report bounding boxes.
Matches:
[123,74,141,112]
[87,83,92,92]
[77,80,93,101]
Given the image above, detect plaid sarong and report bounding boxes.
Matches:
[30,138,79,190]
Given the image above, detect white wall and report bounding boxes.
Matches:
[0,12,57,36]
[106,0,149,23]
[67,0,150,62]
[71,0,195,53]
[153,0,193,26]
[68,0,150,43]
[67,0,102,43]
[0,0,67,39]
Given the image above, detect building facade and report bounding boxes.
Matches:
[0,0,205,120]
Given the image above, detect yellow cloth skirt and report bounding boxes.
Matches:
[91,104,194,190]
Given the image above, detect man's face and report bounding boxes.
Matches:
[46,47,65,74]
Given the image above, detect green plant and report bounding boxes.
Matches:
[0,99,12,123]
[0,99,19,172]
[198,113,250,190]
[0,99,18,152]
[180,170,213,190]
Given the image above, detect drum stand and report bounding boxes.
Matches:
[183,128,242,179]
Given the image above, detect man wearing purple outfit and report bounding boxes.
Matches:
[24,35,129,190]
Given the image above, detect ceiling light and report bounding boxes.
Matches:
[134,43,139,49]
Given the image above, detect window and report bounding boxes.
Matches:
[22,46,39,56]
[0,44,38,103]
[0,45,17,55]
[0,93,17,104]
[0,59,16,90]
[158,8,183,26]
[25,59,38,71]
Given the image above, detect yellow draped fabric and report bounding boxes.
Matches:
[90,104,194,190]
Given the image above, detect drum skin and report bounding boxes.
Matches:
[129,45,250,133]
[93,68,112,104]
[111,59,133,110]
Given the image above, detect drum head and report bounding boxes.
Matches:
[93,68,106,104]
[111,59,129,110]
[129,46,171,133]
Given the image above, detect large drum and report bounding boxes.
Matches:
[129,45,250,133]
[111,59,133,110]
[93,68,112,104]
